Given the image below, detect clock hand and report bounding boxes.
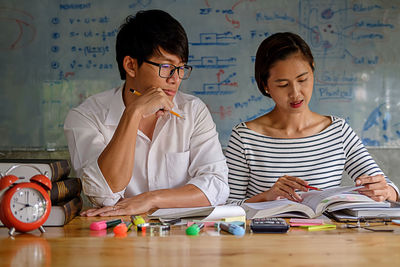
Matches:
[15,201,33,206]
[18,204,31,211]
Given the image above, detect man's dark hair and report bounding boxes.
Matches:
[254,32,315,98]
[116,10,189,80]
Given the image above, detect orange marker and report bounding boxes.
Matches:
[129,88,184,119]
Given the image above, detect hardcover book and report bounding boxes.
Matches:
[0,159,71,182]
[48,177,82,204]
[44,196,83,226]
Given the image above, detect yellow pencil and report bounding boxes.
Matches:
[129,88,184,119]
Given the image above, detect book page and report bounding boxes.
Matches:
[242,199,315,219]
[325,195,390,212]
[242,199,296,210]
[299,186,363,213]
[203,205,245,221]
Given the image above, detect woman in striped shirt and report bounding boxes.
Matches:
[226,32,398,205]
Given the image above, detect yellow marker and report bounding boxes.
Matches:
[131,215,146,226]
[129,88,184,119]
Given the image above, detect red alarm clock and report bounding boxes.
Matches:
[0,165,52,236]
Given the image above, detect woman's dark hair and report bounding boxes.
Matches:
[116,10,189,80]
[254,32,314,97]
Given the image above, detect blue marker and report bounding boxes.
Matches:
[219,222,245,236]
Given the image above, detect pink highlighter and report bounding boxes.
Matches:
[90,219,123,231]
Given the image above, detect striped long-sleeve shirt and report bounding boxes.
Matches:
[226,116,399,204]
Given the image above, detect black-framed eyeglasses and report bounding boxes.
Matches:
[143,59,192,80]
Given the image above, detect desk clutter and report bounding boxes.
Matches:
[83,186,400,237]
[84,213,400,238]
[84,204,400,238]
[2,170,400,236]
[0,159,82,235]
[88,215,248,237]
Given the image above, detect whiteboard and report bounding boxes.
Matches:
[1,0,400,150]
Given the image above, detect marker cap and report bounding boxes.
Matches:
[230,224,245,236]
[186,224,200,236]
[90,221,106,231]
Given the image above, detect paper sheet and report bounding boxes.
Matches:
[149,205,245,221]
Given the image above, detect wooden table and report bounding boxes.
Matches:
[1,216,400,267]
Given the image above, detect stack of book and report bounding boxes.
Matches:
[0,159,83,226]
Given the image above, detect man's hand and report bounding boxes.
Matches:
[127,87,173,118]
[356,174,398,202]
[246,175,309,203]
[80,191,155,217]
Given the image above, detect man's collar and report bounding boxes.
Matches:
[104,85,125,126]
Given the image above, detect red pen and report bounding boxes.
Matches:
[305,185,322,191]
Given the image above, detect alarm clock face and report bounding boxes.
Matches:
[10,187,47,223]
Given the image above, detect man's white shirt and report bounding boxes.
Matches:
[64,86,229,206]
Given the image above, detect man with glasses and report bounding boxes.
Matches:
[64,10,229,216]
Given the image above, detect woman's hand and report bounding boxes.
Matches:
[80,191,156,217]
[356,174,398,202]
[246,175,309,203]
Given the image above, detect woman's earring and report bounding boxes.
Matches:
[263,84,269,94]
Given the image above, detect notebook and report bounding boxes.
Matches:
[341,207,400,218]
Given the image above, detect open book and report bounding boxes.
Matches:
[148,205,245,221]
[242,186,390,219]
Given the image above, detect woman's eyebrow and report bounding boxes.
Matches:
[296,72,309,78]
[273,72,309,82]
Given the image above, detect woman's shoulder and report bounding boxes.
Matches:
[329,115,349,127]
[232,122,249,132]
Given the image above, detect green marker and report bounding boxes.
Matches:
[186,223,204,236]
